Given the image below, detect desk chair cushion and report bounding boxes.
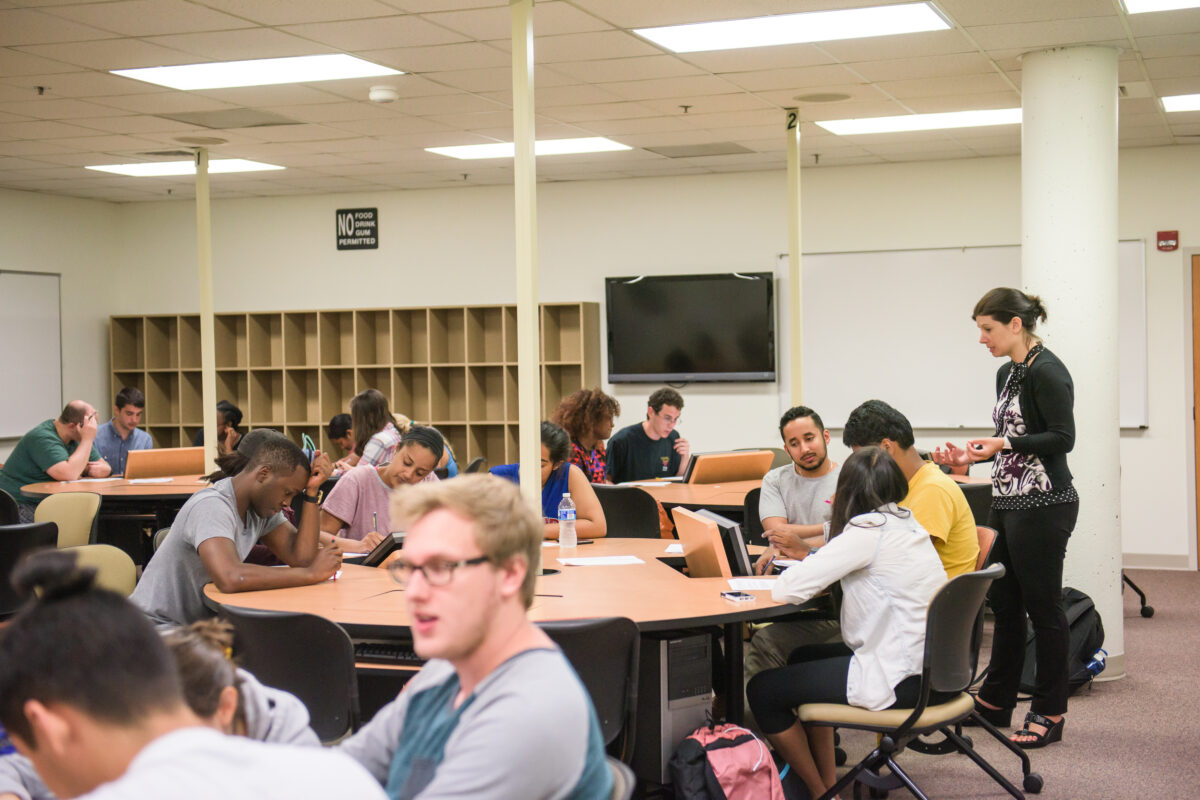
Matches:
[798,692,974,729]
[68,544,137,596]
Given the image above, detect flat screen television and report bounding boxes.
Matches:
[605,272,775,382]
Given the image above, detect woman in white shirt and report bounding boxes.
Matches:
[746,446,948,799]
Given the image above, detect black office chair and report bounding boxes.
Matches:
[591,485,660,539]
[959,481,993,528]
[0,489,19,526]
[220,606,360,743]
[539,617,639,763]
[742,487,764,546]
[463,456,487,474]
[796,563,1039,799]
[0,521,59,618]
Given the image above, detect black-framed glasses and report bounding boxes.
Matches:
[387,555,491,587]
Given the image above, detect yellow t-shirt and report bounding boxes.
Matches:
[903,462,980,579]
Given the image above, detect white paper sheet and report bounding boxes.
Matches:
[128,477,172,484]
[727,578,777,591]
[773,559,801,568]
[71,478,119,483]
[556,556,645,566]
[625,482,666,488]
[664,543,683,554]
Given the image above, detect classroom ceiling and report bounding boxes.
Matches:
[0,0,1198,202]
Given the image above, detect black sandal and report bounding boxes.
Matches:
[1012,712,1064,749]
[963,696,1012,728]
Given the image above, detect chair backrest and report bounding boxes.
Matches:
[924,563,1004,694]
[463,456,487,474]
[0,522,59,617]
[69,544,137,596]
[538,617,639,763]
[735,446,790,470]
[742,487,765,544]
[220,606,359,743]
[153,527,171,551]
[591,485,661,539]
[124,446,204,479]
[975,525,997,571]
[34,492,101,548]
[0,489,18,526]
[608,755,637,800]
[958,481,992,527]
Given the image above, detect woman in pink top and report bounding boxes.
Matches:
[319,427,444,552]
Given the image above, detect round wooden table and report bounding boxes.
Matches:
[20,475,210,502]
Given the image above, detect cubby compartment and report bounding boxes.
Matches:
[356,367,391,398]
[430,367,467,422]
[438,425,468,467]
[429,308,466,364]
[466,306,505,364]
[145,371,179,425]
[180,371,202,425]
[392,309,428,365]
[148,426,180,449]
[182,426,201,448]
[504,366,519,422]
[286,425,321,453]
[110,317,144,370]
[215,369,248,412]
[284,313,318,366]
[355,310,391,365]
[505,424,520,464]
[250,369,284,425]
[145,316,178,370]
[503,306,519,363]
[179,315,201,369]
[319,311,354,366]
[320,368,355,422]
[467,366,505,423]
[285,370,320,424]
[214,315,247,369]
[112,372,144,404]
[468,424,507,468]
[394,367,430,422]
[541,304,582,363]
[543,364,582,412]
[248,313,283,368]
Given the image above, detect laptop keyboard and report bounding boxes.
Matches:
[353,641,424,666]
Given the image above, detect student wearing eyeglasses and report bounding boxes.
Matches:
[338,475,612,799]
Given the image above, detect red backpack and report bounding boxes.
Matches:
[668,723,785,800]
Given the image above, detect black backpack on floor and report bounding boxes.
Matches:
[1019,587,1105,695]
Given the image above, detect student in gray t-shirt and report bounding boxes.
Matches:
[131,433,341,629]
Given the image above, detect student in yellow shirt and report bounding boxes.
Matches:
[842,400,979,578]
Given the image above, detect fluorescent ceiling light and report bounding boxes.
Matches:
[1162,93,1200,112]
[426,137,632,160]
[1122,0,1200,12]
[112,54,401,90]
[86,159,284,177]
[634,2,949,53]
[817,108,1022,135]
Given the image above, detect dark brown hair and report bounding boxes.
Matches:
[972,287,1048,338]
[827,446,910,539]
[551,388,620,442]
[350,388,394,457]
[163,620,245,730]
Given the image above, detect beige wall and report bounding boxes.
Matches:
[3,144,1197,566]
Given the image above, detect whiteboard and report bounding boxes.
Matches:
[778,242,1147,429]
[0,271,62,437]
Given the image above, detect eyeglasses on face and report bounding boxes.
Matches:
[387,555,491,587]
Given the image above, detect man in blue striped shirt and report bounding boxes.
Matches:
[94,387,152,476]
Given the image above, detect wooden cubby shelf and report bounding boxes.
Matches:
[110,303,599,466]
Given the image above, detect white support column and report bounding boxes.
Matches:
[195,148,217,475]
[511,0,541,510]
[784,109,803,407]
[1021,45,1124,677]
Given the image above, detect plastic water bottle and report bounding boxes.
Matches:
[1084,648,1107,678]
[558,492,577,549]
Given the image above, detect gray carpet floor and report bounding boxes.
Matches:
[836,568,1200,798]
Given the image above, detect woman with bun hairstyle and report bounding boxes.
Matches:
[934,287,1078,749]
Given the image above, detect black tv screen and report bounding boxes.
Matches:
[606,272,775,383]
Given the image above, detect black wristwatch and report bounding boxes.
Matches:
[301,490,323,504]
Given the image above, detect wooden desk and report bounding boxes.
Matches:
[204,537,794,723]
[623,479,760,514]
[21,475,210,501]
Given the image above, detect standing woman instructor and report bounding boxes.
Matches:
[934,287,1078,749]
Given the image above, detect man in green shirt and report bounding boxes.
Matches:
[0,401,110,522]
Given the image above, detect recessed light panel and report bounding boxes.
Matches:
[1162,93,1200,112]
[112,54,401,90]
[86,159,284,177]
[426,137,632,160]
[1123,0,1200,13]
[816,108,1022,135]
[634,3,949,53]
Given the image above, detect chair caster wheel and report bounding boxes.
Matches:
[960,734,973,748]
[1141,605,1155,618]
[835,747,847,766]
[1024,772,1044,793]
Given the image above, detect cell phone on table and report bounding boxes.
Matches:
[720,591,755,602]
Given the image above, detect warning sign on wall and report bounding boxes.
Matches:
[336,208,378,250]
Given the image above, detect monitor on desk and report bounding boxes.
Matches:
[124,446,205,479]
[673,507,752,578]
[682,450,774,485]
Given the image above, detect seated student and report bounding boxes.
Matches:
[338,475,612,798]
[551,387,621,484]
[842,400,979,579]
[0,618,320,800]
[335,389,401,474]
[320,427,444,552]
[131,433,341,628]
[605,387,691,483]
[746,447,948,799]
[94,387,153,477]
[326,413,354,457]
[0,401,110,523]
[192,400,244,455]
[489,422,607,540]
[0,552,386,800]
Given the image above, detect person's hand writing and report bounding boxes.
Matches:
[305,543,342,582]
[965,437,1004,461]
[335,535,375,553]
[307,450,333,491]
[755,546,776,576]
[360,530,385,550]
[932,442,972,468]
[764,526,808,556]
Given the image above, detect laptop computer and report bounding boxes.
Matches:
[123,446,205,479]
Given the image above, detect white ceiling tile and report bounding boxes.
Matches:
[0,8,118,45]
[753,86,884,108]
[316,75,463,101]
[0,70,162,98]
[904,91,1023,113]
[1142,56,1200,80]
[323,115,453,136]
[550,55,705,84]
[848,52,998,83]
[423,2,609,41]
[937,0,1115,27]
[564,0,771,29]
[385,92,503,116]
[16,38,199,70]
[41,132,165,151]
[678,44,834,74]
[490,30,662,62]
[875,73,1015,100]
[678,109,780,130]
[191,85,347,108]
[146,28,334,61]
[795,99,910,122]
[0,138,74,155]
[424,64,576,94]
[1134,33,1200,58]
[1151,76,1200,95]
[1126,7,1200,37]
[0,155,62,170]
[85,91,235,114]
[965,17,1129,51]
[190,0,401,26]
[360,41,510,73]
[559,115,694,136]
[280,16,468,52]
[499,100,660,123]
[0,118,113,138]
[0,97,133,119]
[720,64,865,93]
[598,75,749,102]
[818,30,978,63]
[524,83,626,108]
[42,0,255,37]
[63,115,195,134]
[258,101,401,124]
[0,48,80,76]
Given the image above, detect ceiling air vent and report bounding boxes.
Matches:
[139,150,196,157]
[644,142,753,158]
[154,109,301,129]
